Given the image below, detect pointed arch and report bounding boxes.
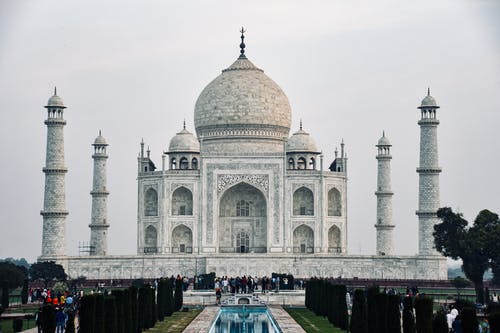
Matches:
[179,157,189,170]
[328,188,342,216]
[172,224,193,253]
[293,186,314,216]
[297,157,307,170]
[172,186,193,215]
[144,225,157,253]
[328,225,341,253]
[144,188,158,216]
[219,182,267,253]
[191,157,198,170]
[293,225,314,253]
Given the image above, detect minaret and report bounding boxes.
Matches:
[375,131,395,255]
[89,131,110,255]
[40,88,68,258]
[416,88,441,256]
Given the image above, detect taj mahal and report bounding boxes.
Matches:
[39,31,447,280]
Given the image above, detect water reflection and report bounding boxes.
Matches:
[210,307,280,333]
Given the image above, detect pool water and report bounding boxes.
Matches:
[209,306,282,333]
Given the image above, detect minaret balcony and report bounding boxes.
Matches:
[42,167,68,174]
[418,118,439,125]
[416,167,442,173]
[40,210,69,217]
[44,118,67,125]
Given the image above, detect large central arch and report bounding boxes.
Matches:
[219,182,267,253]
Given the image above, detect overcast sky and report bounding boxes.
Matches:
[1,0,499,262]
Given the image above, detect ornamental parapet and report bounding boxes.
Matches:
[90,190,110,196]
[44,119,67,125]
[92,154,108,159]
[418,119,440,125]
[41,210,69,217]
[415,210,438,216]
[43,167,68,174]
[197,124,289,140]
[374,224,395,229]
[416,167,442,173]
[374,190,394,196]
[88,223,110,228]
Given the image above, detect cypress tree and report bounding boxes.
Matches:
[414,296,433,333]
[128,286,139,333]
[94,294,105,333]
[387,294,401,333]
[165,278,174,317]
[432,310,448,333]
[121,288,131,333]
[174,277,183,311]
[461,307,479,333]
[21,278,29,304]
[337,284,349,330]
[111,289,125,333]
[104,296,118,333]
[138,286,147,330]
[65,310,76,333]
[367,286,380,331]
[1,284,9,309]
[350,289,368,333]
[41,304,56,333]
[79,295,96,333]
[374,293,388,333]
[402,296,416,333]
[149,285,157,328]
[157,279,164,321]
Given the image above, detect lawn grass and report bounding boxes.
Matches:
[146,308,202,333]
[0,318,37,333]
[284,307,347,333]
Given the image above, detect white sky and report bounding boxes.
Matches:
[0,0,499,262]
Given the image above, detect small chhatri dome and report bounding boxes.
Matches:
[286,122,319,153]
[420,87,438,108]
[168,123,200,153]
[46,87,66,108]
[194,29,292,139]
[377,131,391,146]
[93,130,108,145]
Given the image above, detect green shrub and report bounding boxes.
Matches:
[12,318,23,332]
[21,278,29,304]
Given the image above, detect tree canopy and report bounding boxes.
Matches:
[29,261,67,287]
[434,207,500,303]
[0,262,27,289]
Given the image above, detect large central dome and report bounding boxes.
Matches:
[194,55,292,140]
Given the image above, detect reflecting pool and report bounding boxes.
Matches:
[209,306,282,333]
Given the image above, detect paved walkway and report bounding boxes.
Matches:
[182,306,219,332]
[267,305,306,332]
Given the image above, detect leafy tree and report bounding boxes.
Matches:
[21,278,29,304]
[434,208,499,303]
[29,261,66,288]
[461,307,479,333]
[451,276,470,298]
[0,262,26,289]
[1,284,9,309]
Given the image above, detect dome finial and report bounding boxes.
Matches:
[300,119,303,131]
[99,129,101,136]
[382,130,385,137]
[54,86,57,95]
[239,27,246,59]
[427,87,430,96]
[183,119,186,130]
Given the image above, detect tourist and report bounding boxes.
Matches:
[215,287,222,305]
[56,307,66,333]
[35,307,43,333]
[452,314,463,333]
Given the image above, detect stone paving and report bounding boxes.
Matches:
[267,305,306,333]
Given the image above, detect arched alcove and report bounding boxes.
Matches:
[293,225,314,253]
[293,187,314,216]
[172,187,193,215]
